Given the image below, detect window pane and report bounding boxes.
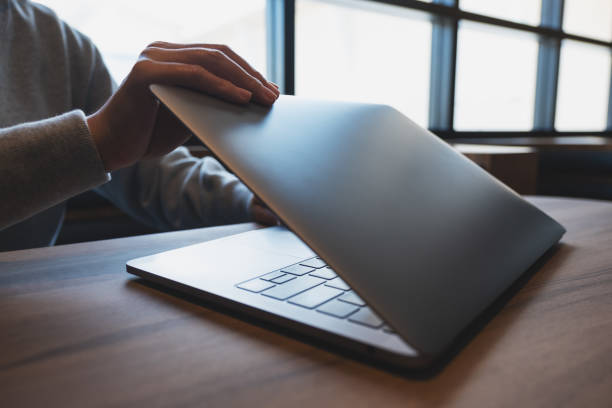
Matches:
[295,0,432,127]
[37,1,267,83]
[564,0,612,42]
[460,0,541,26]
[556,41,611,131]
[454,22,538,130]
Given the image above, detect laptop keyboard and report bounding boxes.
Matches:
[236,257,394,333]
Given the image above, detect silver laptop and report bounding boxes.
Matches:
[127,85,565,371]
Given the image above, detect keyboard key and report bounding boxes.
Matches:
[288,285,344,309]
[282,264,315,276]
[338,291,366,306]
[237,279,275,293]
[310,267,337,280]
[271,274,295,284]
[317,300,360,318]
[260,270,285,281]
[261,276,325,300]
[300,258,327,268]
[348,307,384,328]
[325,277,350,291]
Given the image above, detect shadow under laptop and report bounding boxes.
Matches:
[124,242,569,381]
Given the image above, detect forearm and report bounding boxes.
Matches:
[0,111,110,229]
[95,147,253,230]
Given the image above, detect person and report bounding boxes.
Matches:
[0,0,278,251]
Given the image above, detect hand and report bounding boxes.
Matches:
[250,196,279,226]
[87,42,279,172]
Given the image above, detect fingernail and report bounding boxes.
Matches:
[261,88,276,105]
[267,83,280,96]
[263,84,279,97]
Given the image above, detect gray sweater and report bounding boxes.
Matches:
[0,0,254,251]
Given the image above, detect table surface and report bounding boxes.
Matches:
[450,136,612,151]
[1,197,611,407]
[451,143,537,155]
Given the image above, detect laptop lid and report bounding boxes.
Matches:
[150,85,565,360]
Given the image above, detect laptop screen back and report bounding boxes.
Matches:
[151,85,565,358]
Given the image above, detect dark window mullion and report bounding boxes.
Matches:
[368,0,611,48]
[428,0,458,131]
[534,0,564,131]
[266,0,295,95]
[608,53,612,130]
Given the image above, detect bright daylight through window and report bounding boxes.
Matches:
[38,0,268,83]
[39,0,612,136]
[296,0,431,127]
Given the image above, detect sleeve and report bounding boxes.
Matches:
[95,147,254,230]
[0,110,110,229]
[79,38,255,230]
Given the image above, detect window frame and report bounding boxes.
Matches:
[266,0,612,139]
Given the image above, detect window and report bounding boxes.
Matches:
[460,0,541,26]
[564,0,612,42]
[38,0,267,83]
[40,0,612,137]
[295,0,432,126]
[454,22,538,130]
[556,40,611,131]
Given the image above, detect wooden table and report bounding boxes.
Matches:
[452,144,539,194]
[450,136,612,151]
[1,197,611,407]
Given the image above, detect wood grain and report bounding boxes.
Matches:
[1,198,611,407]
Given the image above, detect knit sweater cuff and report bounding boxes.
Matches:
[0,110,111,229]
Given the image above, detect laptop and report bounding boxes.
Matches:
[127,85,565,371]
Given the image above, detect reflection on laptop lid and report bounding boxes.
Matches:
[127,85,565,370]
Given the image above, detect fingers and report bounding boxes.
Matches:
[131,59,253,105]
[147,41,279,97]
[252,204,279,226]
[204,44,280,96]
[250,196,279,225]
[141,46,277,105]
